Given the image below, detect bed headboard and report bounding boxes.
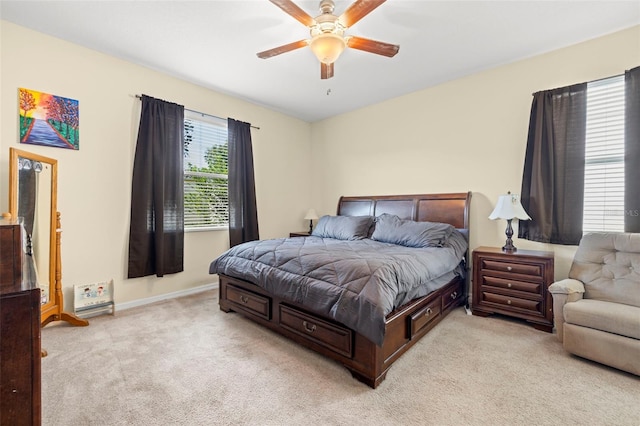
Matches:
[337,192,471,232]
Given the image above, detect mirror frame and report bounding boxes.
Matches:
[9,147,88,328]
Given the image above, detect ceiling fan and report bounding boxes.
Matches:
[257,0,399,79]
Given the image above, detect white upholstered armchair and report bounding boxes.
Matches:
[548,232,640,376]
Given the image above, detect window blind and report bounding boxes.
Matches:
[583,75,625,233]
[183,111,228,229]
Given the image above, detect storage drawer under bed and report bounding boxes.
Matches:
[441,280,463,311]
[408,298,442,339]
[226,284,271,321]
[279,304,353,358]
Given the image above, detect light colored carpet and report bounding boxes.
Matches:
[41,290,639,426]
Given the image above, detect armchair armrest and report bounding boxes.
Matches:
[548,279,585,341]
[549,278,585,295]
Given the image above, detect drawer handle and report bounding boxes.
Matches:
[507,300,512,305]
[239,295,249,304]
[425,307,433,317]
[507,283,512,288]
[507,266,512,271]
[451,292,458,299]
[302,320,316,333]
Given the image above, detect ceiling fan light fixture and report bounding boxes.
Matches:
[258,0,399,79]
[309,33,346,64]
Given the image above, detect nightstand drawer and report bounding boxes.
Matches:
[480,275,542,294]
[481,259,542,277]
[289,232,310,237]
[481,292,541,313]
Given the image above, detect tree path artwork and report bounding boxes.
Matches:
[19,88,79,150]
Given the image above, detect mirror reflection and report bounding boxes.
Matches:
[10,148,55,306]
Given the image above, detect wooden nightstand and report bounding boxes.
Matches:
[472,246,554,332]
[289,232,310,237]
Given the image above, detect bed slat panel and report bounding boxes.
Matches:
[417,198,467,228]
[374,200,415,220]
[338,200,374,217]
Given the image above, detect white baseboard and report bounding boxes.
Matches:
[116,282,218,312]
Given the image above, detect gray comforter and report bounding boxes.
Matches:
[209,232,468,346]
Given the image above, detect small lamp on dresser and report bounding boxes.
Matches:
[489,192,531,252]
[304,209,319,234]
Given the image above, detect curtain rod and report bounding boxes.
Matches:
[531,72,625,96]
[135,95,260,130]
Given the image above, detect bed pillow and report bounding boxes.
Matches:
[311,215,374,240]
[371,213,454,248]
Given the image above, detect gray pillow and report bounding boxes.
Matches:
[371,213,454,248]
[311,215,374,240]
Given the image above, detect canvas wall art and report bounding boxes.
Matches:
[19,88,79,150]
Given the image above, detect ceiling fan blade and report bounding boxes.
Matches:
[269,0,315,27]
[257,39,309,59]
[338,0,386,28]
[346,36,399,57]
[321,62,334,79]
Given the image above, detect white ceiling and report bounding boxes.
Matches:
[1,1,639,122]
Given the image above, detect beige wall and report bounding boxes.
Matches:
[0,21,312,306]
[310,26,640,280]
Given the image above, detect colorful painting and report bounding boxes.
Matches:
[19,88,79,150]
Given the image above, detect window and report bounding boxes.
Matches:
[583,75,625,232]
[183,111,228,230]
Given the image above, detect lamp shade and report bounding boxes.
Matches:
[304,209,319,221]
[489,194,531,221]
[309,33,346,64]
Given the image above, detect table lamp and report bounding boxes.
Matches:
[489,192,531,252]
[304,209,319,234]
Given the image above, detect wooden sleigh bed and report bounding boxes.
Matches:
[215,192,471,388]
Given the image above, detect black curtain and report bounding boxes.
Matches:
[625,66,640,232]
[519,83,587,245]
[228,118,259,247]
[128,95,185,278]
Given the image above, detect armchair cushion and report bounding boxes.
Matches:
[569,232,640,307]
[564,299,640,340]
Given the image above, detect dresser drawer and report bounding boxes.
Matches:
[226,284,271,321]
[481,292,541,313]
[409,298,441,339]
[480,275,542,295]
[481,259,542,277]
[279,305,352,358]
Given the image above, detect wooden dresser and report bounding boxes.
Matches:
[0,221,42,426]
[472,246,554,332]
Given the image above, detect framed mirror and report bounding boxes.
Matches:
[9,148,88,328]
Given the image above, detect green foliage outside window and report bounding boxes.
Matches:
[184,117,229,228]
